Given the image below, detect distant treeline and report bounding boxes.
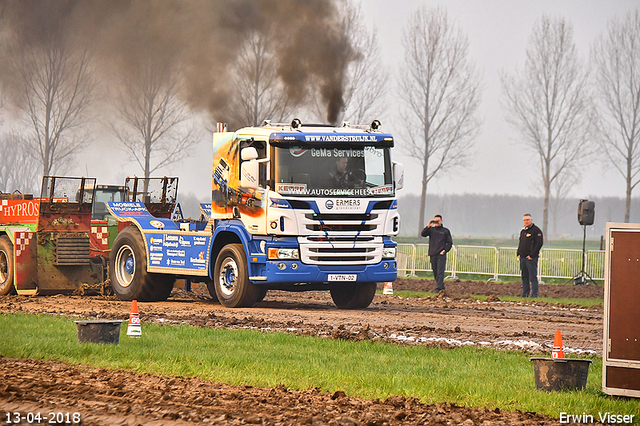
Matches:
[178,191,637,241]
[397,193,640,240]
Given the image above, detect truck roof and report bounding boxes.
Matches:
[234,120,394,146]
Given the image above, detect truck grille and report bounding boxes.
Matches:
[54,236,91,265]
[301,212,381,234]
[307,224,375,232]
[299,236,383,265]
[304,213,378,221]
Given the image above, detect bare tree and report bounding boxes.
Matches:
[398,6,482,234]
[593,10,640,223]
[3,35,96,177]
[549,171,578,238]
[308,1,389,125]
[0,131,39,193]
[228,30,296,128]
[501,15,593,237]
[110,63,199,190]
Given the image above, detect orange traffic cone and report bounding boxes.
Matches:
[552,330,564,359]
[127,300,141,338]
[383,282,393,295]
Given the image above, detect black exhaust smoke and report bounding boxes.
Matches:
[0,0,356,124]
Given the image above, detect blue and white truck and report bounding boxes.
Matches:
[107,119,403,308]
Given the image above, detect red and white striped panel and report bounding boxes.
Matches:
[14,232,33,257]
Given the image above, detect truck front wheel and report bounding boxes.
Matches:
[214,243,259,308]
[109,227,174,301]
[0,236,16,295]
[330,281,377,309]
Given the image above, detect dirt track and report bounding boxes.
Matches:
[0,279,604,425]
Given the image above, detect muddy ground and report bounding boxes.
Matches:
[0,279,605,425]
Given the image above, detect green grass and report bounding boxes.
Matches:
[383,290,604,308]
[1,313,638,420]
[403,271,604,286]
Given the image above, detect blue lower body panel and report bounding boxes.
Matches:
[255,260,397,284]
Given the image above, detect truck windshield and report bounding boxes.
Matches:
[273,145,394,197]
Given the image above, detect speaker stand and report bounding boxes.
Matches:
[567,224,596,286]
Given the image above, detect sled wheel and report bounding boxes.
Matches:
[109,227,174,301]
[0,236,16,295]
[214,243,259,308]
[330,281,377,309]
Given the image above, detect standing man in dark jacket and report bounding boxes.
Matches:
[517,213,544,298]
[421,215,453,292]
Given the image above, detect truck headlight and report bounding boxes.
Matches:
[382,247,396,259]
[268,248,299,260]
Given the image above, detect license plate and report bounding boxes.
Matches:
[328,274,357,282]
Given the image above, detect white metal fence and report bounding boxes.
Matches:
[397,244,604,282]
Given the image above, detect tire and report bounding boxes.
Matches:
[330,282,377,309]
[205,279,220,303]
[109,227,174,301]
[214,243,259,308]
[0,236,16,295]
[256,287,268,302]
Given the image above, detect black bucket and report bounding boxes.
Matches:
[74,320,123,344]
[530,357,592,391]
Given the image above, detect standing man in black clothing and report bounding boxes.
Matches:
[421,214,453,292]
[517,213,544,298]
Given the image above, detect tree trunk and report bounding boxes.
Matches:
[543,157,550,239]
[625,154,632,223]
[418,176,428,236]
[418,142,430,234]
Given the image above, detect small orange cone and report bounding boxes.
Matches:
[383,282,393,295]
[552,330,564,358]
[127,300,141,338]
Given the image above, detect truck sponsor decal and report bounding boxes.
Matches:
[0,200,40,224]
[108,202,149,216]
[304,135,378,142]
[275,186,390,197]
[145,233,211,272]
[199,203,212,220]
[369,185,393,195]
[194,236,207,245]
[289,147,308,157]
[324,199,366,212]
[269,198,291,209]
[309,148,366,158]
[275,184,307,195]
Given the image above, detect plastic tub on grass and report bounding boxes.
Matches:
[74,320,123,344]
[530,357,592,391]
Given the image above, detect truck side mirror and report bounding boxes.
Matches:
[393,162,404,191]
[241,147,259,190]
[241,147,258,161]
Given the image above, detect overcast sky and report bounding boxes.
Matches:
[77,0,638,203]
[360,0,638,200]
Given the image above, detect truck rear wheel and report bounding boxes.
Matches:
[214,243,259,308]
[109,227,174,301]
[0,236,16,295]
[330,281,377,309]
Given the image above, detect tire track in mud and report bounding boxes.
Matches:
[0,357,560,425]
[0,283,603,355]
